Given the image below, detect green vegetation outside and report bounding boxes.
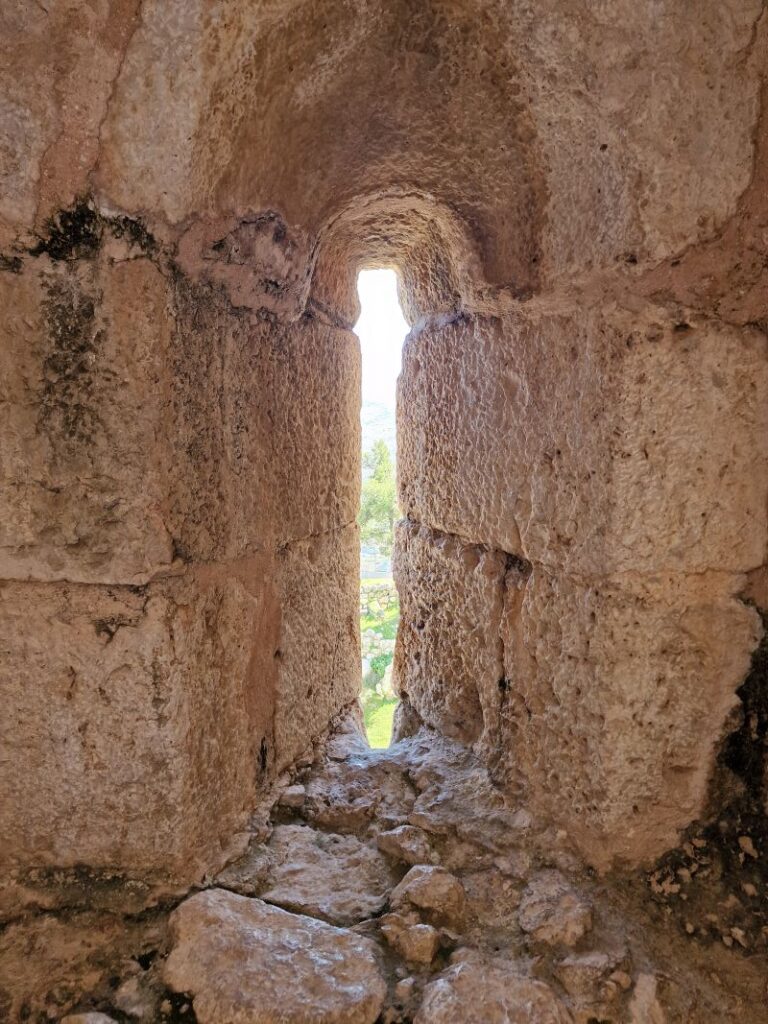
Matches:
[364,693,399,748]
[360,600,399,639]
[359,440,401,748]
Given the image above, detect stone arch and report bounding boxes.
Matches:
[309,189,489,326]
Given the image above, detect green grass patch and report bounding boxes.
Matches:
[364,694,398,748]
[360,602,399,639]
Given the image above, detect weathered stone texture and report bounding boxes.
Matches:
[399,308,768,576]
[501,568,761,867]
[0,255,360,585]
[0,1,143,242]
[393,520,506,744]
[0,565,275,881]
[164,889,387,1024]
[415,951,573,1024]
[273,524,361,771]
[167,287,360,565]
[0,257,175,584]
[260,824,398,926]
[0,0,766,914]
[87,1,763,297]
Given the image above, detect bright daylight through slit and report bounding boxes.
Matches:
[354,269,409,748]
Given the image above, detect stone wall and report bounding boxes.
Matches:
[1,0,766,900]
[0,208,361,897]
[394,304,768,866]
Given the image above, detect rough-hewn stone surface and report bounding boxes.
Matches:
[0,566,273,883]
[273,525,360,772]
[1,3,767,1006]
[395,294,768,862]
[415,952,573,1024]
[5,723,768,1021]
[393,520,506,744]
[163,889,387,1024]
[502,569,761,867]
[259,824,398,926]
[0,256,175,584]
[398,308,768,575]
[0,255,360,585]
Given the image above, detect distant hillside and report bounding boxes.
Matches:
[361,400,396,458]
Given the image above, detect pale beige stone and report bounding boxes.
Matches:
[0,909,155,1023]
[377,825,433,866]
[0,0,766,991]
[164,889,387,1024]
[273,525,361,772]
[278,783,307,808]
[89,0,762,293]
[303,734,417,833]
[0,567,275,882]
[62,1015,119,1024]
[414,951,573,1023]
[393,520,506,744]
[0,1,141,239]
[0,256,360,584]
[404,731,529,850]
[518,871,592,948]
[629,974,666,1024]
[390,866,465,929]
[399,306,768,576]
[380,913,440,965]
[113,974,156,1019]
[502,569,762,867]
[260,824,398,926]
[0,258,175,584]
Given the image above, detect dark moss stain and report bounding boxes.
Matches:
[32,200,102,261]
[505,552,532,578]
[108,213,158,254]
[157,991,198,1022]
[29,198,160,265]
[0,253,23,273]
[38,275,106,451]
[722,608,768,804]
[93,615,137,642]
[19,863,155,916]
[642,608,768,954]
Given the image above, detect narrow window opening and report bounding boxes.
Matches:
[355,269,409,748]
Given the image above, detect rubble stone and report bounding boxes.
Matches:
[164,889,387,1024]
[414,951,573,1023]
[518,872,593,948]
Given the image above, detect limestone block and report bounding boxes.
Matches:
[517,871,592,947]
[0,258,175,583]
[399,306,768,575]
[273,525,360,771]
[62,1015,118,1024]
[380,913,440,965]
[377,825,433,866]
[389,865,466,929]
[0,911,151,1024]
[221,313,360,554]
[0,565,276,881]
[502,567,762,867]
[0,1,139,240]
[0,254,360,583]
[522,0,762,278]
[93,0,760,293]
[393,520,506,744]
[164,889,387,1024]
